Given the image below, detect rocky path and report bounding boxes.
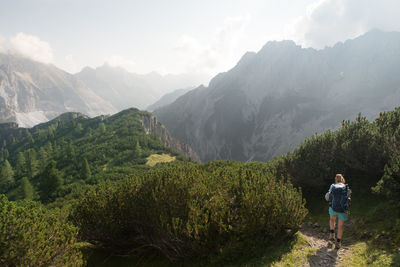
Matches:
[299,225,353,267]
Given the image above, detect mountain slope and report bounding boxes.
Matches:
[155,30,400,162]
[146,87,193,111]
[76,64,208,110]
[0,108,199,202]
[0,54,117,127]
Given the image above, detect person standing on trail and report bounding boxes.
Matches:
[325,174,351,249]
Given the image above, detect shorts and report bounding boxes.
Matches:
[329,207,348,221]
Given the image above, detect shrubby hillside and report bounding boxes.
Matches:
[71,161,308,260]
[272,108,400,200]
[0,195,83,266]
[0,108,191,204]
[1,105,400,265]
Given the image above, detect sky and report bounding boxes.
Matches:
[1,0,400,82]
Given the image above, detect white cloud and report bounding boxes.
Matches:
[63,54,80,74]
[175,15,250,75]
[104,55,136,73]
[9,32,53,63]
[288,0,400,49]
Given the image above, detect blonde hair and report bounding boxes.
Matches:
[335,174,346,184]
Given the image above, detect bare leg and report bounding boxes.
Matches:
[330,216,337,230]
[337,219,345,239]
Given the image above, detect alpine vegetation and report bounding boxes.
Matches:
[70,161,307,259]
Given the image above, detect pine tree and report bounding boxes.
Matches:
[16,177,35,200]
[0,160,15,193]
[65,140,76,162]
[39,161,63,202]
[99,122,106,134]
[38,147,49,172]
[2,148,9,160]
[25,149,38,179]
[76,123,83,135]
[133,141,142,158]
[15,152,26,179]
[81,158,91,181]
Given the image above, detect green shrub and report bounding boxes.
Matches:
[0,195,83,266]
[70,162,307,260]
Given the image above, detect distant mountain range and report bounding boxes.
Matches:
[0,54,116,127]
[0,55,207,127]
[154,30,400,162]
[76,65,207,110]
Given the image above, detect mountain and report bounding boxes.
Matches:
[146,87,194,111]
[0,54,117,127]
[154,30,400,162]
[76,64,208,110]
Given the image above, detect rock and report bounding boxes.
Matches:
[322,227,328,233]
[141,114,201,162]
[155,31,400,163]
[0,54,117,127]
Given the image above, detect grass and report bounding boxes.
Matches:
[304,188,400,267]
[83,232,316,267]
[270,233,316,267]
[146,153,176,167]
[342,242,397,266]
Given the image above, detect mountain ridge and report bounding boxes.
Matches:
[154,30,400,162]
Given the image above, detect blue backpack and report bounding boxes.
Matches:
[329,184,350,213]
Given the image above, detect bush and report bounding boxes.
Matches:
[0,195,83,266]
[70,162,307,260]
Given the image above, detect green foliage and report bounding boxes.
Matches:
[0,195,84,266]
[81,158,91,181]
[15,152,26,179]
[273,109,400,200]
[16,177,35,200]
[264,108,400,259]
[133,140,142,158]
[0,160,14,193]
[25,148,38,179]
[71,161,307,260]
[38,160,64,202]
[0,109,188,204]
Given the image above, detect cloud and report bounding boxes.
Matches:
[288,0,400,49]
[9,32,53,63]
[64,54,80,74]
[104,55,136,73]
[175,15,250,75]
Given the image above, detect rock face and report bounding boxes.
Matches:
[0,54,116,127]
[140,114,201,163]
[155,30,400,162]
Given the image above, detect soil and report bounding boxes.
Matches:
[299,225,353,267]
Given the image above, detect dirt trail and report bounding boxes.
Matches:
[299,226,352,267]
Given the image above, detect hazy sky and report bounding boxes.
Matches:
[1,0,400,80]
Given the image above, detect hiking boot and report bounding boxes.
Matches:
[335,240,342,249]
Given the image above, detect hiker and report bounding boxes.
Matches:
[324,174,351,249]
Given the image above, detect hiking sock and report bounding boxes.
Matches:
[330,229,334,233]
[336,238,341,243]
